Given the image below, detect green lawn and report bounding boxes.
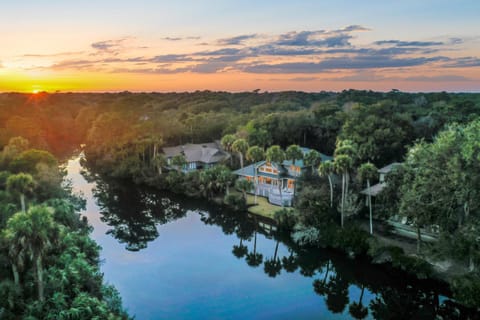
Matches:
[245,194,292,219]
[227,190,292,219]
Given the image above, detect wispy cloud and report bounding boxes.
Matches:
[374,40,444,47]
[444,57,480,68]
[405,75,472,82]
[216,34,258,45]
[22,51,85,58]
[242,56,448,73]
[91,37,132,55]
[161,36,201,41]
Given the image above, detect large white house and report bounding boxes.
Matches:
[233,147,332,206]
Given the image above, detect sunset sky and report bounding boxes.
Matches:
[1,0,479,93]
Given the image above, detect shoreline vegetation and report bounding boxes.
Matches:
[1,90,480,315]
[0,137,129,319]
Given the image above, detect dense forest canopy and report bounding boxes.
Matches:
[1,90,480,312]
[1,90,479,166]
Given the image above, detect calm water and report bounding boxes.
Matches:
[66,156,465,320]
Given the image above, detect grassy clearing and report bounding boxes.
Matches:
[227,190,292,219]
[246,194,293,219]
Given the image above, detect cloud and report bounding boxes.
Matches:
[374,40,444,47]
[242,56,447,73]
[289,77,320,82]
[197,48,244,56]
[274,25,368,48]
[404,75,472,82]
[448,37,464,45]
[22,51,84,58]
[444,57,480,68]
[332,72,472,82]
[150,54,195,63]
[91,37,131,55]
[24,27,478,79]
[331,71,387,82]
[275,30,353,47]
[161,36,200,41]
[340,25,370,32]
[216,34,257,45]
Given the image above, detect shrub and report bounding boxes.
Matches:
[451,273,480,309]
[333,226,371,256]
[292,224,320,246]
[274,209,297,233]
[223,193,246,211]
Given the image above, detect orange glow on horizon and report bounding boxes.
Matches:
[0,67,479,93]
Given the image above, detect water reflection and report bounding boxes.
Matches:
[92,178,186,251]
[86,173,477,319]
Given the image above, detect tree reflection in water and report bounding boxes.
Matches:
[89,175,478,319]
[92,178,186,251]
[264,240,282,278]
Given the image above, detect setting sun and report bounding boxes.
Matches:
[32,89,40,94]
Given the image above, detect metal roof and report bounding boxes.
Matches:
[378,162,402,174]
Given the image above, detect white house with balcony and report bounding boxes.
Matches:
[233,147,332,206]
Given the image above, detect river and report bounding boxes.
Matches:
[66,156,462,319]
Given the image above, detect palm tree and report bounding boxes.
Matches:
[358,162,378,234]
[246,146,265,204]
[334,140,356,198]
[304,149,322,175]
[1,228,25,287]
[266,145,286,205]
[5,205,58,301]
[286,144,303,200]
[221,134,236,166]
[217,167,234,195]
[6,173,35,213]
[246,145,264,165]
[235,179,253,201]
[286,145,303,169]
[152,154,167,175]
[334,155,353,228]
[232,139,249,169]
[318,160,335,207]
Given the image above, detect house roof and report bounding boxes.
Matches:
[360,183,386,197]
[233,162,259,177]
[233,147,333,178]
[233,161,288,179]
[378,162,402,174]
[163,142,229,164]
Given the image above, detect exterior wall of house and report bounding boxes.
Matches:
[258,163,278,175]
[287,165,301,177]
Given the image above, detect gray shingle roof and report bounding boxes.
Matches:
[360,183,386,196]
[163,142,229,164]
[378,162,402,174]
